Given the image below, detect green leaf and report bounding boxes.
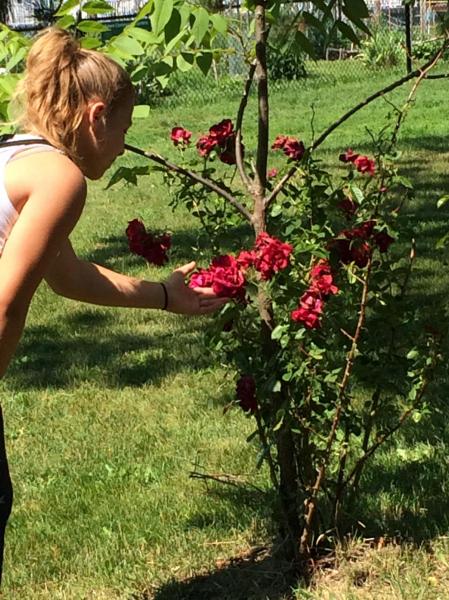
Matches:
[79,36,102,49]
[77,20,109,33]
[164,28,187,54]
[132,0,154,24]
[164,7,182,44]
[336,20,360,46]
[55,14,76,28]
[126,26,160,45]
[272,380,282,393]
[5,46,26,71]
[270,203,282,217]
[133,104,150,119]
[111,35,145,56]
[196,51,212,76]
[294,30,315,58]
[301,11,325,33]
[82,0,114,14]
[192,7,209,45]
[106,165,149,188]
[177,53,194,72]
[435,231,449,249]
[437,194,449,209]
[151,0,173,36]
[0,74,19,95]
[55,0,80,17]
[343,0,369,21]
[350,185,364,204]
[271,324,288,340]
[396,175,414,189]
[210,13,227,35]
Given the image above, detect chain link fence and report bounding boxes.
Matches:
[4,0,449,106]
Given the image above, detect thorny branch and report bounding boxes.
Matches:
[124,143,253,222]
[299,255,373,557]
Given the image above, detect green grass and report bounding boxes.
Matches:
[3,65,449,598]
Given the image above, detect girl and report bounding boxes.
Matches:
[0,27,227,581]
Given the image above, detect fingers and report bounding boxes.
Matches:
[197,296,228,314]
[174,261,196,277]
[191,286,226,299]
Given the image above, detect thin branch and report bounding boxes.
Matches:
[343,364,436,491]
[253,1,269,230]
[255,411,279,490]
[235,60,257,191]
[390,43,447,149]
[124,143,253,222]
[264,39,449,210]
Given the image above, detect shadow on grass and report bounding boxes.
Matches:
[8,317,211,389]
[143,547,296,600]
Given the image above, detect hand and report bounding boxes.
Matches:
[164,261,229,315]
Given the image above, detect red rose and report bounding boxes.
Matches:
[209,119,234,145]
[218,132,239,165]
[291,290,324,329]
[299,290,324,314]
[354,155,375,176]
[189,254,247,301]
[170,126,192,147]
[272,135,305,162]
[291,306,321,329]
[189,269,214,288]
[236,375,257,414]
[253,232,293,280]
[197,135,218,158]
[126,220,171,266]
[310,260,338,297]
[126,219,146,254]
[339,148,359,163]
[211,262,246,300]
[236,250,255,270]
[283,138,305,161]
[272,135,288,150]
[268,168,278,178]
[374,231,395,252]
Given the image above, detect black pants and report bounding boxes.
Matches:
[0,407,13,585]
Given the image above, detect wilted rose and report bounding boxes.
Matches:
[126,219,171,266]
[236,375,257,414]
[374,231,395,252]
[339,148,359,163]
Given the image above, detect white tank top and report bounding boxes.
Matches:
[0,135,59,255]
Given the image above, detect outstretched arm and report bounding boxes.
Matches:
[44,238,227,315]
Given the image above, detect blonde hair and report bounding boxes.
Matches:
[16,27,134,159]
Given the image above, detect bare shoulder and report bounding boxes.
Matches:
[5,150,87,213]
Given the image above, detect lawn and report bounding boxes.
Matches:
[2,63,449,599]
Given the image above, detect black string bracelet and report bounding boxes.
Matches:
[160,282,168,310]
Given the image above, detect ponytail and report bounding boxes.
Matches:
[16,27,133,160]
